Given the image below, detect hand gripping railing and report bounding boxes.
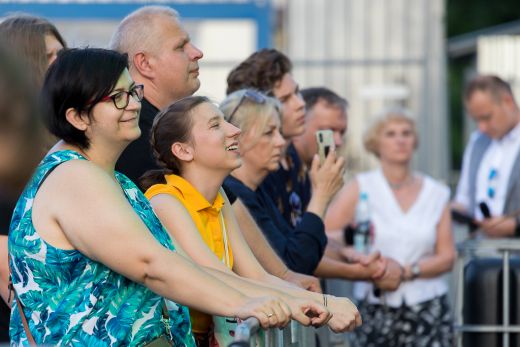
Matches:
[454,238,520,347]
[228,317,260,347]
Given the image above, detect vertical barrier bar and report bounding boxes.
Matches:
[502,250,510,347]
[290,320,299,346]
[282,322,292,347]
[455,252,465,347]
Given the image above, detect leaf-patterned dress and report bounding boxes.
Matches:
[8,150,195,346]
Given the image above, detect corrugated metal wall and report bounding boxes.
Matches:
[280,0,448,181]
[477,35,520,100]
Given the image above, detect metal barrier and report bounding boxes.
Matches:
[228,318,318,347]
[454,238,520,347]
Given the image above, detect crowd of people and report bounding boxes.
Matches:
[0,5,519,347]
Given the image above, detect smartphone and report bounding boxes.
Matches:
[316,129,335,165]
[451,209,478,231]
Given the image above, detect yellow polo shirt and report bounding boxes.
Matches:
[145,174,234,334]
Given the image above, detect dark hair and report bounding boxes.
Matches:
[139,96,210,191]
[0,14,67,86]
[42,48,129,149]
[0,41,44,192]
[226,49,292,95]
[301,87,348,112]
[464,75,514,102]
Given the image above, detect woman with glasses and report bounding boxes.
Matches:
[8,48,304,346]
[140,92,361,344]
[325,109,455,346]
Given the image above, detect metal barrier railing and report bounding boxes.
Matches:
[454,238,520,347]
[227,318,318,347]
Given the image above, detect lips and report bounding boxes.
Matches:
[225,142,239,152]
[121,117,137,123]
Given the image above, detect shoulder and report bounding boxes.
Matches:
[224,176,254,198]
[355,169,379,189]
[422,174,450,202]
[145,183,178,201]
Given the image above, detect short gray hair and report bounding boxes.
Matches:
[109,6,179,70]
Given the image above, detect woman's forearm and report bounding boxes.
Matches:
[232,200,290,279]
[314,255,375,280]
[404,252,455,280]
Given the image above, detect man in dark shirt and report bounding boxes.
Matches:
[273,87,348,227]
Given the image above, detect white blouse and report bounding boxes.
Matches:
[353,169,450,307]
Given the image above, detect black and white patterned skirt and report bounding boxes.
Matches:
[350,294,454,347]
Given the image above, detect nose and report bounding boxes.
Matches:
[294,92,305,111]
[333,131,344,148]
[187,43,203,60]
[274,129,286,147]
[126,93,141,112]
[225,121,241,138]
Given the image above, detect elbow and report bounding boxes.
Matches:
[441,250,456,273]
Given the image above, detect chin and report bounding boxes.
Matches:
[126,129,142,142]
[268,163,280,172]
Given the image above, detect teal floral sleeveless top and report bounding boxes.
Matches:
[9,150,195,346]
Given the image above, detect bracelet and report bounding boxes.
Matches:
[323,294,328,307]
[399,264,406,282]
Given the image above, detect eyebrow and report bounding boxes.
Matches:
[175,35,190,47]
[111,82,136,93]
[279,84,299,102]
[208,115,221,124]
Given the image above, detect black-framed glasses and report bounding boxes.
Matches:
[226,90,267,123]
[101,84,144,110]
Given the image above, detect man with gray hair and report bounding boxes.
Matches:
[110,6,203,183]
[110,5,321,296]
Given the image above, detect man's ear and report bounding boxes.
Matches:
[171,142,194,162]
[133,52,155,79]
[502,93,515,109]
[65,107,90,131]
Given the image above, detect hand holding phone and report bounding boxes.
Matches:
[316,129,336,165]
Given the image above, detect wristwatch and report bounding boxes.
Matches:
[410,262,421,280]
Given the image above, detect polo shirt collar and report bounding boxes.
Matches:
[165,174,225,212]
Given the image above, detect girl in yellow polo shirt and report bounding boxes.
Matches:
[141,94,361,345]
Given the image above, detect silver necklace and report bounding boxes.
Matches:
[388,175,414,190]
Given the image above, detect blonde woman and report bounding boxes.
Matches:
[326,109,456,346]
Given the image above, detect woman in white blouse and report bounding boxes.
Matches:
[326,108,456,346]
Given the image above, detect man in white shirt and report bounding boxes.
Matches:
[454,75,520,237]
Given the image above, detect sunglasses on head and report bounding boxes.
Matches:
[226,90,267,124]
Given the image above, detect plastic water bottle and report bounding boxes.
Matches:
[354,192,371,254]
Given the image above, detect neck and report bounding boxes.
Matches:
[139,79,184,110]
[231,164,268,191]
[292,137,311,167]
[182,166,228,203]
[381,161,412,189]
[52,139,124,175]
[279,139,293,170]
